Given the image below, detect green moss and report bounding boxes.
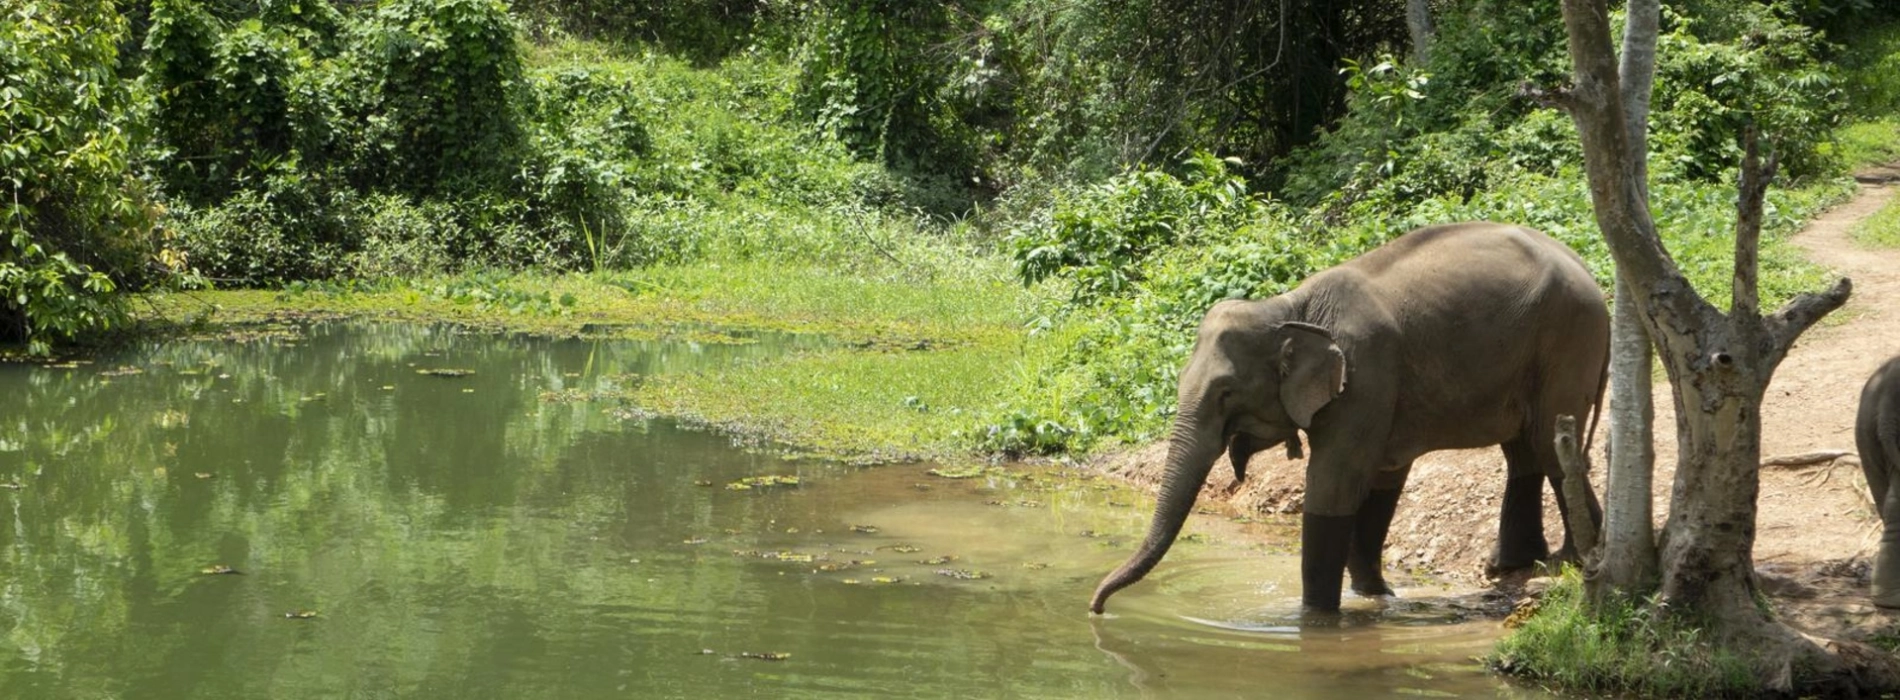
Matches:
[1853,195,1900,249]
[1491,569,1756,698]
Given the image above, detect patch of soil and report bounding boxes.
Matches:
[1090,176,1900,642]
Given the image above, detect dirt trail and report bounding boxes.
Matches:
[1094,167,1900,634]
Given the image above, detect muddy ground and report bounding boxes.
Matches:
[1091,164,1900,644]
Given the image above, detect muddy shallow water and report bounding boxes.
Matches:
[0,323,1547,698]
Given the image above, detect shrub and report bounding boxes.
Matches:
[1009,153,1265,306]
[1647,5,1843,182]
[144,0,304,204]
[167,168,357,285]
[2,0,166,349]
[348,0,527,195]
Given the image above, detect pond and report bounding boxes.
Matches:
[0,323,1546,698]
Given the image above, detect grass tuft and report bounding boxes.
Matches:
[1491,569,1756,698]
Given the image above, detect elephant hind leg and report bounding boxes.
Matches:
[1863,405,1900,608]
[1347,463,1411,597]
[1489,437,1553,573]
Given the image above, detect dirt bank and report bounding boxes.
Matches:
[1092,166,1900,641]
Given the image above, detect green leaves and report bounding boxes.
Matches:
[1007,153,1264,307]
[2,0,164,348]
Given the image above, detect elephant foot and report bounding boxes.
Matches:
[1873,547,1900,609]
[1350,579,1395,598]
[1537,545,1582,574]
[1483,552,1547,578]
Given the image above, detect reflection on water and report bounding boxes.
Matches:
[0,323,1545,699]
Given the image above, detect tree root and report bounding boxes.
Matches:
[1762,450,1855,468]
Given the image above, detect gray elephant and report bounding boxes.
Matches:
[1089,221,1610,614]
[1857,355,1900,608]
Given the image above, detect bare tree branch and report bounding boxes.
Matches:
[1602,0,1661,596]
[1406,0,1434,64]
[1765,277,1852,362]
[1556,0,1689,315]
[1732,125,1777,319]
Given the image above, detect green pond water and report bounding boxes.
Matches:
[0,323,1548,699]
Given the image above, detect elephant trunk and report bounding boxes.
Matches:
[1090,406,1223,613]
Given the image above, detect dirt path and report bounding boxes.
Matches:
[1093,168,1900,633]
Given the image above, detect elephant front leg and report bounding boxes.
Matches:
[1301,512,1356,611]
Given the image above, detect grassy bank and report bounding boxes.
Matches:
[1491,570,1756,697]
[142,260,1049,461]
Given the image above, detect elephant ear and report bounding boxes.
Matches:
[1277,322,1346,429]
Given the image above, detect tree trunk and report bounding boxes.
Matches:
[1552,0,1856,690]
[1405,0,1434,64]
[1596,0,1660,600]
[1599,275,1658,596]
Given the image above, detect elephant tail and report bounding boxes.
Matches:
[1582,339,1609,460]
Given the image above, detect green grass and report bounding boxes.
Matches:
[633,340,1032,460]
[1830,19,1900,171]
[1491,570,1757,698]
[1834,120,1900,171]
[1853,194,1900,248]
[140,260,1042,461]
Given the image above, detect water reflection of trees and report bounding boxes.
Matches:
[0,324,838,696]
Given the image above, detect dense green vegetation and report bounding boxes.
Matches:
[10,0,1900,460]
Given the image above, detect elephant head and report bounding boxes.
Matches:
[1089,309,1346,614]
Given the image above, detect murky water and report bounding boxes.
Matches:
[0,324,1547,699]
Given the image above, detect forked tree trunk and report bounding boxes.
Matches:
[1552,0,1861,691]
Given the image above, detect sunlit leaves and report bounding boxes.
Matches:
[1,0,163,348]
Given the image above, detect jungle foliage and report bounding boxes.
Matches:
[2,1,167,350]
[11,0,1900,462]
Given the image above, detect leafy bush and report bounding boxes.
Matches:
[1647,5,1843,182]
[510,0,766,65]
[2,0,167,349]
[349,0,527,195]
[144,0,330,205]
[1009,154,1265,306]
[167,168,358,284]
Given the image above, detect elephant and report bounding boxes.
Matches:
[1089,221,1610,614]
[1857,354,1900,608]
